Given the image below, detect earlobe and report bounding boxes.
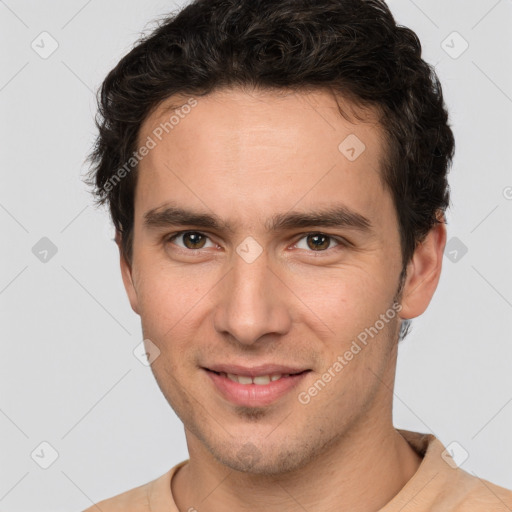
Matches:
[115,230,140,315]
[399,217,447,321]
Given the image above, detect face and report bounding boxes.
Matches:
[119,88,441,475]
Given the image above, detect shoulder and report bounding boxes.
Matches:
[435,468,512,511]
[80,463,183,512]
[81,479,151,512]
[395,430,512,511]
[461,476,512,511]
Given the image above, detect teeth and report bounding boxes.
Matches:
[253,375,271,385]
[223,373,285,385]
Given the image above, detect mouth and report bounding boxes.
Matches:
[203,365,312,407]
[206,369,309,385]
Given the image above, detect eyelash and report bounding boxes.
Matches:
[164,231,349,254]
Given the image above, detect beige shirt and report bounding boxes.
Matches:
[83,429,512,511]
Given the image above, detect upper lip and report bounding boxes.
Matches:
[204,363,310,377]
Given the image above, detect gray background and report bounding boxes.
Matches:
[1,0,511,510]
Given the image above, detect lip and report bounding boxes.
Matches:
[204,363,309,378]
[204,367,311,407]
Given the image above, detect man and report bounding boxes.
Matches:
[83,0,512,510]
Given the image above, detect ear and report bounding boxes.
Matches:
[115,230,140,315]
[399,216,447,320]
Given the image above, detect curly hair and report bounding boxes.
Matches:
[85,0,454,294]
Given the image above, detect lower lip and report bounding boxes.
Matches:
[204,369,310,407]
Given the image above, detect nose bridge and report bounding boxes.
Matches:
[213,246,291,344]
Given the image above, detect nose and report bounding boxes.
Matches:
[212,247,293,346]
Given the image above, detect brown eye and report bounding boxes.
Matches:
[183,232,206,249]
[306,233,330,251]
[168,231,213,250]
[295,233,342,252]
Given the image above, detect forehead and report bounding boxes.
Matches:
[139,87,385,158]
[134,87,391,229]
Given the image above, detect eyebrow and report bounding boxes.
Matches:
[143,203,373,234]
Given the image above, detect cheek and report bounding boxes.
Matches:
[135,248,197,306]
[290,263,393,338]
[134,262,216,350]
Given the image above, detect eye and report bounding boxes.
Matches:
[294,232,345,252]
[166,231,216,250]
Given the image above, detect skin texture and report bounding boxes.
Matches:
[116,88,446,512]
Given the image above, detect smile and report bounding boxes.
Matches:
[204,368,311,407]
[221,372,290,385]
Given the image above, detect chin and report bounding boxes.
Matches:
[207,438,316,476]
